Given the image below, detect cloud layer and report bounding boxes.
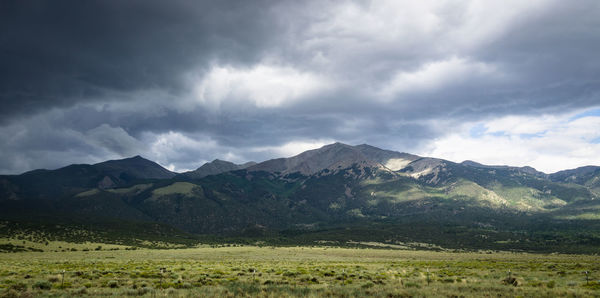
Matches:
[1,0,599,174]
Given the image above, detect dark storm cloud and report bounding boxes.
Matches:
[467,1,600,114]
[1,1,600,174]
[0,0,282,120]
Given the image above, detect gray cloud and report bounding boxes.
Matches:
[1,1,600,174]
[0,0,282,120]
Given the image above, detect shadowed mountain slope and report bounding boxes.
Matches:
[1,143,600,253]
[94,155,176,180]
[0,155,175,200]
[180,159,256,179]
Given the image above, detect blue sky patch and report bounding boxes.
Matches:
[490,131,507,137]
[469,123,487,138]
[520,131,547,139]
[569,107,600,122]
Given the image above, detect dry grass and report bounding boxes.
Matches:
[0,246,599,297]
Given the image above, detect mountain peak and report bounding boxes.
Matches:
[105,155,149,163]
[209,159,239,166]
[247,142,421,175]
[94,155,176,179]
[318,142,356,152]
[181,159,254,179]
[331,141,350,146]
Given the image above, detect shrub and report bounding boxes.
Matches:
[361,282,374,289]
[8,283,27,291]
[502,277,519,287]
[32,281,52,290]
[404,281,421,288]
[582,281,600,290]
[124,289,140,296]
[139,287,153,295]
[1,289,23,298]
[53,282,72,289]
[47,275,60,283]
[72,287,87,295]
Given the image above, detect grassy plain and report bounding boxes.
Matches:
[1,246,599,297]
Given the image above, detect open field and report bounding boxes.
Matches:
[1,246,599,297]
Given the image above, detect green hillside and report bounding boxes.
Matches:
[1,143,599,253]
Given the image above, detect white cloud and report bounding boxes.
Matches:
[443,0,550,50]
[301,0,550,68]
[484,115,561,135]
[144,134,336,172]
[192,64,330,109]
[421,110,600,173]
[85,124,142,157]
[308,0,548,44]
[143,131,220,172]
[379,57,499,98]
[305,1,444,45]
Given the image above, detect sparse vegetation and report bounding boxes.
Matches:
[1,245,599,297]
[1,144,600,297]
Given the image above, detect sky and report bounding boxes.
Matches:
[1,0,599,174]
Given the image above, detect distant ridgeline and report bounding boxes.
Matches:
[1,143,600,253]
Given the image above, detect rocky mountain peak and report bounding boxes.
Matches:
[247,142,421,175]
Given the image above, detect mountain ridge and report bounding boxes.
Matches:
[180,159,257,179]
[1,142,600,253]
[5,143,598,177]
[247,142,385,175]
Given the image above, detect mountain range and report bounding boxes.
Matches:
[1,143,599,252]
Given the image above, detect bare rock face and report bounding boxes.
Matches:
[247,142,423,176]
[247,143,377,175]
[354,144,420,167]
[401,158,448,183]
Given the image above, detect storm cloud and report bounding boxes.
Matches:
[1,0,600,174]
